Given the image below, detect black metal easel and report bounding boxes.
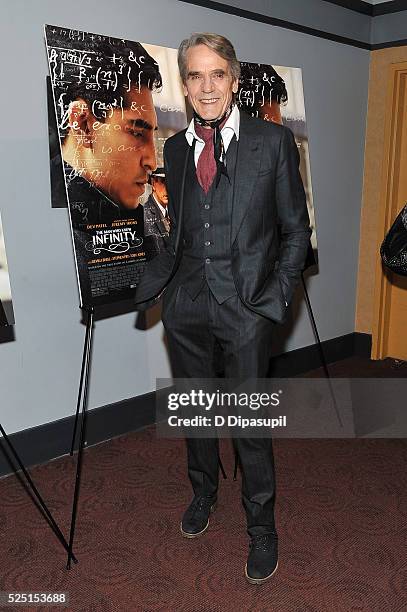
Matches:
[1,298,77,563]
[69,308,93,457]
[0,426,77,563]
[66,306,94,569]
[300,274,343,428]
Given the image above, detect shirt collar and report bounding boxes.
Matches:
[185,104,240,147]
[152,193,166,216]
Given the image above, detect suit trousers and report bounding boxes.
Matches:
[162,283,277,537]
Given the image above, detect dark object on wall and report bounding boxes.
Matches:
[0,299,8,326]
[380,203,407,276]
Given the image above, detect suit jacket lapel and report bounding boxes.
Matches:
[150,198,168,235]
[231,112,263,245]
[151,198,163,220]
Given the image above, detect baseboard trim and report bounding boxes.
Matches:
[353,331,372,357]
[269,331,371,376]
[0,332,371,477]
[0,391,156,479]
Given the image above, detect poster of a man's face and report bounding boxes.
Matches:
[45,26,169,307]
[63,86,158,211]
[0,213,15,327]
[237,62,318,264]
[151,176,168,208]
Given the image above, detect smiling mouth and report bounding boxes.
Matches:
[200,98,219,104]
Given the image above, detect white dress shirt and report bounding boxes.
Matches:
[185,104,240,167]
[152,195,167,218]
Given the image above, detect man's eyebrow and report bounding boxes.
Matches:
[187,69,227,76]
[129,118,157,131]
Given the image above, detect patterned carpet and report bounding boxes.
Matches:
[1,357,407,611]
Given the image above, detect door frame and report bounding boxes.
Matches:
[371,62,407,359]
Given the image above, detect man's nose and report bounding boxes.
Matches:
[201,74,214,92]
[142,140,157,174]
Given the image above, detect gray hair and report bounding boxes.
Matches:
[178,33,241,83]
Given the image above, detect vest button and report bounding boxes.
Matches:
[205,258,211,264]
[204,241,211,247]
[204,204,210,210]
[204,222,210,229]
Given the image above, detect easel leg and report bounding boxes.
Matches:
[218,454,227,480]
[233,450,239,481]
[70,319,91,455]
[67,307,94,569]
[301,274,343,428]
[0,423,77,563]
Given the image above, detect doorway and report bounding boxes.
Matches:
[372,63,407,360]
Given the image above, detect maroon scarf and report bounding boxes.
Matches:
[194,106,232,193]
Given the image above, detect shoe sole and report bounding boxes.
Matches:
[244,560,279,584]
[180,501,217,539]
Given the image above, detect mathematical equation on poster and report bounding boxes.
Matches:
[46,26,158,129]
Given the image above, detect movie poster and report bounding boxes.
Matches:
[0,213,15,327]
[237,62,318,263]
[45,25,187,307]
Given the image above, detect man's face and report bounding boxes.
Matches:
[86,87,157,209]
[152,177,168,207]
[182,44,238,122]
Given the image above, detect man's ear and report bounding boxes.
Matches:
[182,82,189,97]
[67,98,94,149]
[232,78,239,94]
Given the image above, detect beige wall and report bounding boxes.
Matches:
[355,46,407,334]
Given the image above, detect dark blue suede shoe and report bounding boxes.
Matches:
[245,532,278,584]
[180,495,217,538]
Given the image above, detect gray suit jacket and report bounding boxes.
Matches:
[143,194,169,254]
[135,111,311,324]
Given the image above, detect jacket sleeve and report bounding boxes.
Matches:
[274,126,311,306]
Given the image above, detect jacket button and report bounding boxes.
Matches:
[204,241,211,247]
[204,223,210,229]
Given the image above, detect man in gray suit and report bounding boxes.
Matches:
[143,169,170,255]
[136,33,310,584]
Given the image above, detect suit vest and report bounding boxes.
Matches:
[175,136,238,303]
